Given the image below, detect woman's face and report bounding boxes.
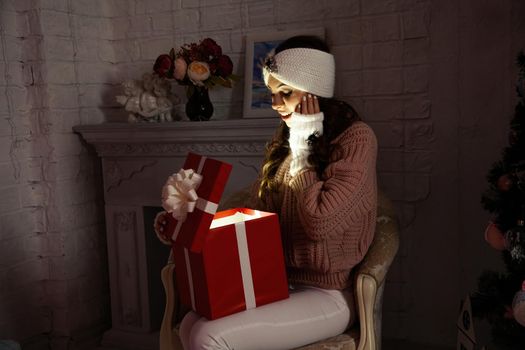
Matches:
[267,75,307,125]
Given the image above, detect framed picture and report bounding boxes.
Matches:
[242,28,325,118]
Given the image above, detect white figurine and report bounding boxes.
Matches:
[153,76,176,122]
[116,73,180,122]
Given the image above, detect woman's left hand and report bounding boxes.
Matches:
[296,94,320,115]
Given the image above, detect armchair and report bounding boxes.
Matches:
[159,189,399,350]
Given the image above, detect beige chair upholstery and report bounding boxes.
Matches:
[159,189,399,350]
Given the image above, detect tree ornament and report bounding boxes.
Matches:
[512,281,525,327]
[497,174,513,191]
[484,221,507,251]
[504,217,525,261]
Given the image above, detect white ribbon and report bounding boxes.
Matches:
[162,168,203,221]
[196,197,219,215]
[183,218,257,314]
[184,247,196,311]
[235,221,256,310]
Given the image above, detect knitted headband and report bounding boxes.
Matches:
[262,48,335,98]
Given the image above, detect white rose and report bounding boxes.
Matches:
[187,61,210,86]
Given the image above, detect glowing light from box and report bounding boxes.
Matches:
[210,210,262,229]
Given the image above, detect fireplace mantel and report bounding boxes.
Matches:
[74,118,280,157]
[74,118,279,350]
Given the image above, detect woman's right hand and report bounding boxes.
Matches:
[154,211,172,245]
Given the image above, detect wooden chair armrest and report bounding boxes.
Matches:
[356,191,400,287]
[356,219,399,287]
[159,263,183,350]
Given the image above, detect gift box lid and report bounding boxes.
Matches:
[165,152,232,252]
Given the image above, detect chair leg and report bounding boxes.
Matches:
[356,274,377,350]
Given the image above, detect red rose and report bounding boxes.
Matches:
[208,61,217,75]
[215,55,233,78]
[200,38,222,59]
[154,54,173,78]
[186,43,204,62]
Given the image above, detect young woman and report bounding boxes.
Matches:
[158,35,378,349]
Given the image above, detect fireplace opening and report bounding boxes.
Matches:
[143,206,171,330]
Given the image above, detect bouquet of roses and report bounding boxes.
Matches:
[153,38,237,95]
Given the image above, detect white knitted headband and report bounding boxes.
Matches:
[263,48,335,98]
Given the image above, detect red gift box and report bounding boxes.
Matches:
[162,152,232,252]
[173,208,289,320]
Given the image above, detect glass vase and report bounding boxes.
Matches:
[185,86,213,121]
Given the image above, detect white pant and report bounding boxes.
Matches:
[179,285,354,350]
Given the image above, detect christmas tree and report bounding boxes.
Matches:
[471,52,525,349]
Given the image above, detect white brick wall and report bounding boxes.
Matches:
[0,0,109,347]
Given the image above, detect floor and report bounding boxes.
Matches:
[383,339,454,350]
[94,338,455,350]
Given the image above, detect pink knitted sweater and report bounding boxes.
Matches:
[258,121,378,290]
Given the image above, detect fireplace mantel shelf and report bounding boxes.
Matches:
[74,119,280,157]
[74,118,280,144]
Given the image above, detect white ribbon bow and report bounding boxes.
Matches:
[161,169,203,221]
